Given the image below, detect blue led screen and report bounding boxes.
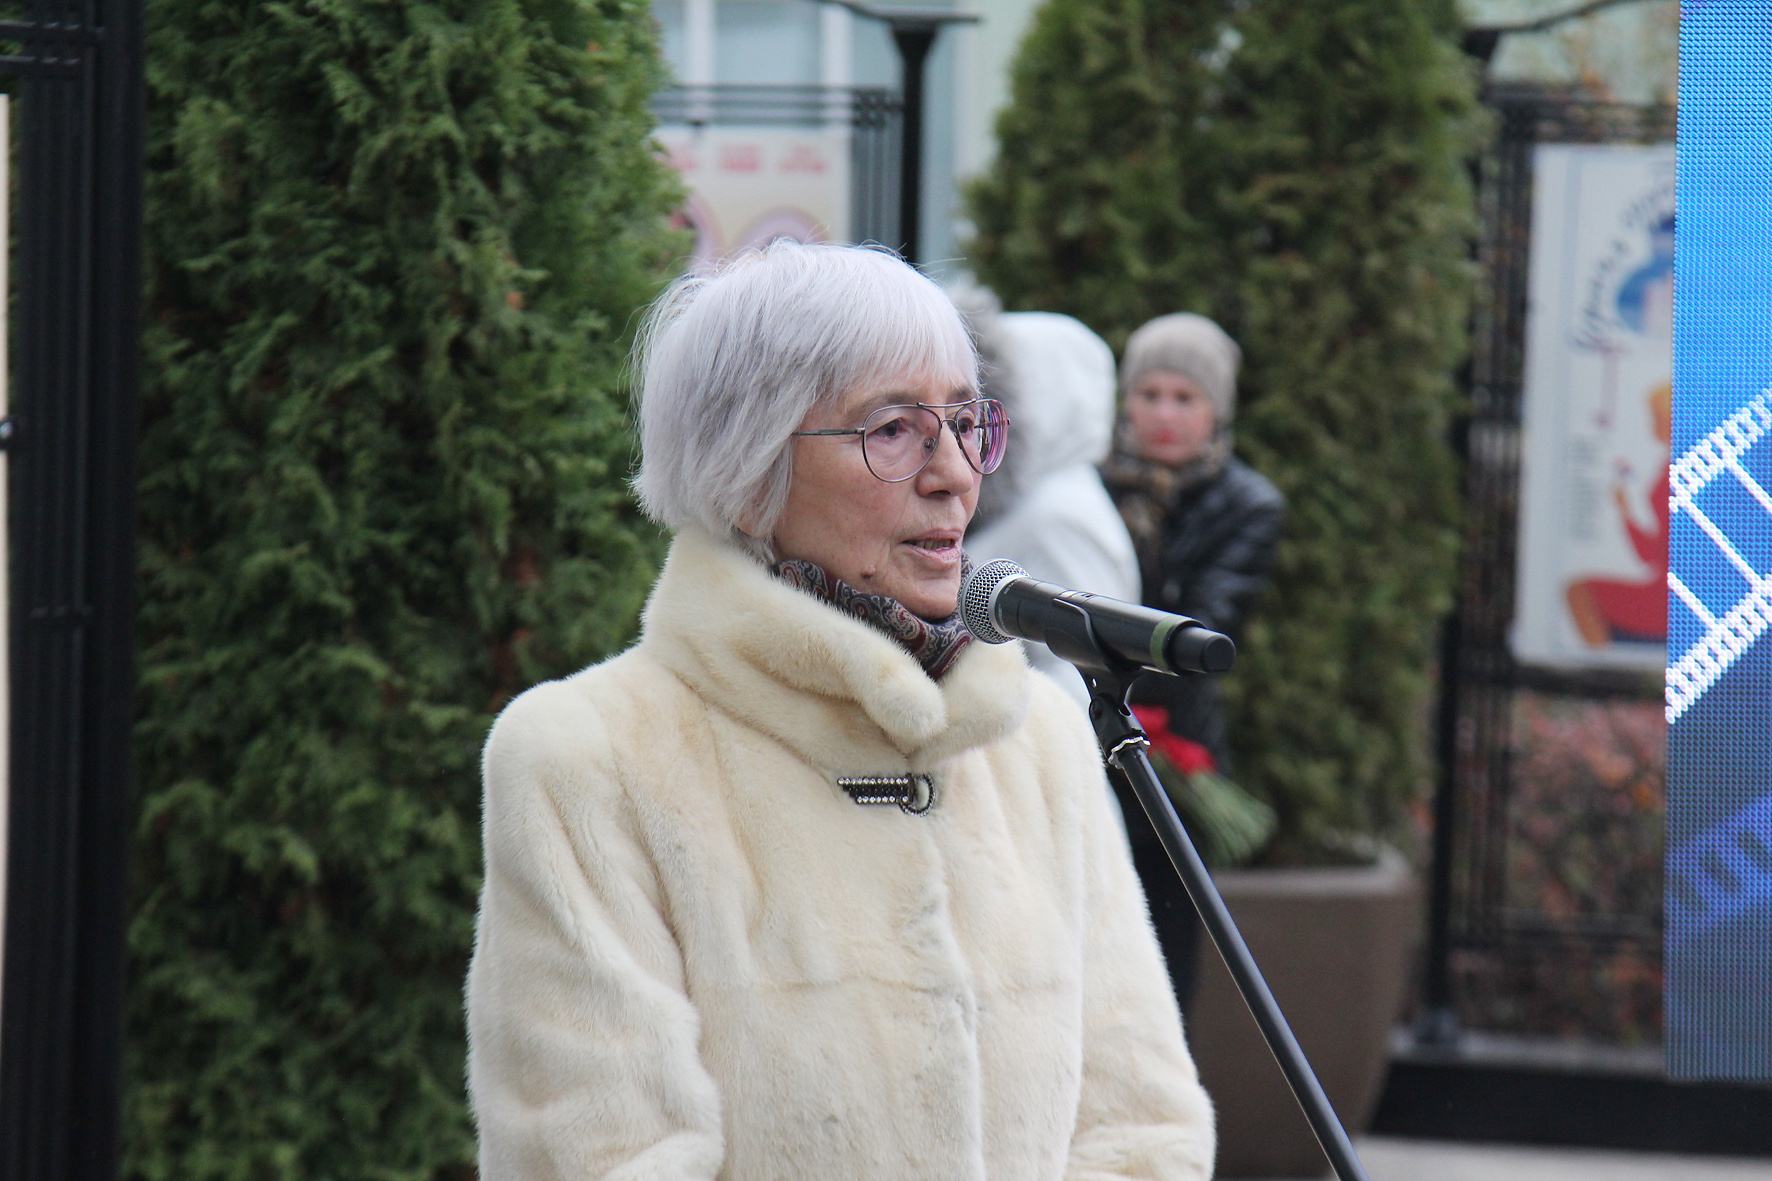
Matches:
[1666,0,1772,1082]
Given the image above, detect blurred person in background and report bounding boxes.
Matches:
[467,243,1214,1181]
[1103,312,1285,771]
[961,294,1140,709]
[1101,312,1285,1013]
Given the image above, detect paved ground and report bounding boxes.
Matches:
[1272,1137,1772,1180]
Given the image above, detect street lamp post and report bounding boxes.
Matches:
[817,0,977,264]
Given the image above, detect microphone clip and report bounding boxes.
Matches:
[1075,641,1154,772]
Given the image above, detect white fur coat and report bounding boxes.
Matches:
[466,527,1215,1180]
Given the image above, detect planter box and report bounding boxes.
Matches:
[1188,848,1417,1178]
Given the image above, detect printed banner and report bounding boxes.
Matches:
[1513,143,1675,672]
[656,127,851,267]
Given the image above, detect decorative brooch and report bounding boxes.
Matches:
[837,774,936,816]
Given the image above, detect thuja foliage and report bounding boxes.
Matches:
[128,0,679,1175]
[969,0,1483,862]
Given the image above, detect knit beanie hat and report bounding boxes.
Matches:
[1120,313,1242,426]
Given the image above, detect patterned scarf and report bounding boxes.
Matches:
[771,557,974,681]
[1099,429,1233,575]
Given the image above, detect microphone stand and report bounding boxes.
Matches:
[1078,657,1373,1181]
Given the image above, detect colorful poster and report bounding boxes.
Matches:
[1513,143,1676,672]
[655,126,852,267]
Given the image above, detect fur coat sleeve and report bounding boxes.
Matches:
[467,676,725,1180]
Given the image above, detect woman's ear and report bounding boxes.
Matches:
[736,487,770,539]
[735,486,774,548]
[739,447,795,543]
[732,526,776,564]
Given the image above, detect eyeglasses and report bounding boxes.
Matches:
[791,398,1010,483]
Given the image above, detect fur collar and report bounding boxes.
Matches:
[640,527,1031,776]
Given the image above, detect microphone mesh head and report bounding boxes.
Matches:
[960,558,1026,644]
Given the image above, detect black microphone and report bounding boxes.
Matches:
[959,559,1235,676]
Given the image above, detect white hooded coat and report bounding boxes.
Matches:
[466,527,1214,1180]
[968,313,1142,706]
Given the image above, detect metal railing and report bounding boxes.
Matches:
[1423,88,1678,1045]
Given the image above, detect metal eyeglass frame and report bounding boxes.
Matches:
[790,398,1010,483]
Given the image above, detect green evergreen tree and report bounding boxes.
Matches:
[969,0,1482,862]
[127,0,680,1175]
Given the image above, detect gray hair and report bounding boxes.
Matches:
[947,283,1016,528]
[1120,312,1242,426]
[633,241,978,554]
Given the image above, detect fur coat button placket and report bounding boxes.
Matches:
[836,773,937,814]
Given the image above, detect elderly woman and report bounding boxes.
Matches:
[1100,312,1285,1015]
[465,243,1214,1180]
[1102,313,1285,774]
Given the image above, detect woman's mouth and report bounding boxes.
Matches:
[902,533,963,566]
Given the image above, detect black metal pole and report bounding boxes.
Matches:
[1418,90,1483,1037]
[890,22,935,263]
[1,1,145,1178]
[1418,30,1496,1036]
[1087,683,1373,1181]
[73,0,147,1172]
[1419,604,1464,1045]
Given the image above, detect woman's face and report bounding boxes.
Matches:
[1126,369,1216,467]
[772,373,980,620]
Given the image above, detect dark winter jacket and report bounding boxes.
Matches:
[1108,457,1285,772]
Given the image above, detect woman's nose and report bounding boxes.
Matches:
[916,421,978,495]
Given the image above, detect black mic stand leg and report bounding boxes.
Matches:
[1083,669,1373,1181]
